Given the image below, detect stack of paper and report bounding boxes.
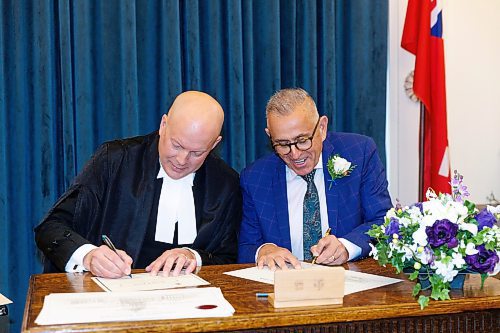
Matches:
[35,287,234,325]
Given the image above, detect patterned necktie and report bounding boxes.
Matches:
[301,169,322,261]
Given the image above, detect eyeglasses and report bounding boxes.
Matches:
[271,118,320,155]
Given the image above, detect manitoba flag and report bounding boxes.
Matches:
[401,0,451,199]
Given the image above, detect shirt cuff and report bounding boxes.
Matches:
[339,238,361,261]
[65,244,98,272]
[255,243,276,263]
[183,247,202,267]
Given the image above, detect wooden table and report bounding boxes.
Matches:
[22,259,500,332]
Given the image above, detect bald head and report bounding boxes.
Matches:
[158,91,224,179]
[168,91,224,138]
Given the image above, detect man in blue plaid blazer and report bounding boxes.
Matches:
[237,88,392,269]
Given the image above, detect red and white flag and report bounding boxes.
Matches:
[401,0,451,199]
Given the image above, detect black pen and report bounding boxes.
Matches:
[101,235,132,278]
[311,228,331,264]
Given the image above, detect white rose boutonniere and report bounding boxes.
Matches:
[326,154,356,189]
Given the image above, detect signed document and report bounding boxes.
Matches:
[224,263,401,295]
[92,272,210,292]
[35,287,235,325]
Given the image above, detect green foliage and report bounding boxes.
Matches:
[480,273,487,289]
[464,200,475,213]
[418,295,429,310]
[409,270,419,281]
[412,283,421,297]
[423,274,450,301]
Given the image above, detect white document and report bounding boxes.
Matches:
[92,272,210,292]
[224,264,401,295]
[0,293,12,306]
[343,270,401,295]
[35,287,234,325]
[224,262,326,284]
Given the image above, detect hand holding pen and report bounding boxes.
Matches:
[82,235,133,278]
[310,228,349,265]
[101,235,132,278]
[311,228,331,264]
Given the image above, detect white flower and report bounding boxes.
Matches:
[369,243,379,260]
[433,258,459,282]
[444,200,468,223]
[483,230,496,243]
[464,242,479,256]
[487,205,500,215]
[327,154,356,187]
[412,226,428,247]
[332,156,351,173]
[386,208,397,219]
[451,251,466,270]
[402,243,417,262]
[420,214,437,227]
[408,206,423,221]
[459,221,478,235]
[399,217,412,227]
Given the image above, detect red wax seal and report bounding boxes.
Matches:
[196,305,218,310]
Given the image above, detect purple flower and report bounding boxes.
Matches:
[385,218,400,241]
[450,170,470,203]
[424,247,435,265]
[465,245,499,273]
[425,219,459,248]
[475,208,496,230]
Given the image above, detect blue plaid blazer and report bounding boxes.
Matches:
[237,132,392,263]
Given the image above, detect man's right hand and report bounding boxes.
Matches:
[83,245,133,278]
[256,244,301,271]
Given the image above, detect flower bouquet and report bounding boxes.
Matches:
[367,171,500,309]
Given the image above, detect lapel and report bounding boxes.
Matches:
[322,136,338,235]
[272,159,292,250]
[124,133,162,264]
[192,156,206,230]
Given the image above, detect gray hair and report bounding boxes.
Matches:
[266,88,318,118]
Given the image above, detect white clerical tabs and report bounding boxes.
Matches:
[268,267,345,308]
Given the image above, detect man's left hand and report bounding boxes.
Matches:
[310,234,349,265]
[145,248,197,276]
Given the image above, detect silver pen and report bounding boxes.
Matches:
[101,235,132,278]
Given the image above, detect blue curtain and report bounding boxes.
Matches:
[0,0,387,330]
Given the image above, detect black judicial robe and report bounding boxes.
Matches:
[35,131,242,272]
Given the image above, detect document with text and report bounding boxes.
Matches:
[35,287,234,325]
[224,263,401,295]
[92,272,210,292]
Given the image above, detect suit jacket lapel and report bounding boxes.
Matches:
[192,158,205,230]
[273,160,292,250]
[322,138,338,235]
[125,133,162,264]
